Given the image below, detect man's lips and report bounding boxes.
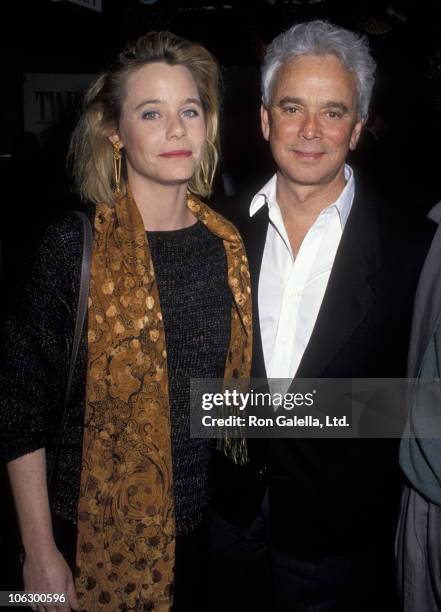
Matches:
[291,150,326,160]
[158,150,192,158]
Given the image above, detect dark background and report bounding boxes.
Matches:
[2,0,441,317]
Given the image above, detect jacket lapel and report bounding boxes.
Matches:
[296,189,382,378]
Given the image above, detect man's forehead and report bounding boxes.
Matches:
[271,54,357,100]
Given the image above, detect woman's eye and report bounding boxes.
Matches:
[142,110,160,120]
[182,108,199,118]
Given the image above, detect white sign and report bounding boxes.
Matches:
[23,73,96,143]
[50,0,102,13]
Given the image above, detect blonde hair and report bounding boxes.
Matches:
[69,31,221,203]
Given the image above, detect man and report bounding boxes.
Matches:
[397,201,441,612]
[209,20,435,611]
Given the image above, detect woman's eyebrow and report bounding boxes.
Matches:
[134,97,202,111]
[134,98,162,110]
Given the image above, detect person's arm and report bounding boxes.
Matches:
[1,215,85,611]
[7,449,78,611]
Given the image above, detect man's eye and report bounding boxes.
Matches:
[142,110,159,120]
[182,108,199,118]
[326,111,342,119]
[283,106,300,114]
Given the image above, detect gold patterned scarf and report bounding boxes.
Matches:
[74,191,252,611]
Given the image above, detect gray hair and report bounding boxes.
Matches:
[261,20,376,119]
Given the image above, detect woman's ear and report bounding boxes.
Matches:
[108,133,124,148]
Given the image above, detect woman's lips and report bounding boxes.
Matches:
[158,150,192,158]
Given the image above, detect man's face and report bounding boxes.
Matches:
[261,54,364,190]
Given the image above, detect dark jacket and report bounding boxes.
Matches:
[400,201,441,504]
[213,180,436,555]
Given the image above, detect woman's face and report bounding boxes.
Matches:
[113,62,207,189]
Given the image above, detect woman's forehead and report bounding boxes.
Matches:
[122,62,201,108]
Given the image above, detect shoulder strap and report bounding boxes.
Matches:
[48,210,93,491]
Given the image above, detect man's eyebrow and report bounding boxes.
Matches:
[321,100,350,113]
[134,97,202,111]
[276,96,350,114]
[276,96,304,107]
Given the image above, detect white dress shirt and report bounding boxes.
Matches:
[250,165,355,380]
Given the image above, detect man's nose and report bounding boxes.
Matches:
[167,115,186,139]
[298,112,322,140]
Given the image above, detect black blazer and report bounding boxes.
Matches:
[212,181,436,555]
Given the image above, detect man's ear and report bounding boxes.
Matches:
[349,118,365,151]
[260,104,271,141]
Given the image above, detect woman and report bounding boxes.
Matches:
[0,31,251,611]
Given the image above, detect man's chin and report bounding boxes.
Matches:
[281,171,328,187]
[278,165,345,188]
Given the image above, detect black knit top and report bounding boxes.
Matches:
[147,221,231,532]
[0,212,231,535]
